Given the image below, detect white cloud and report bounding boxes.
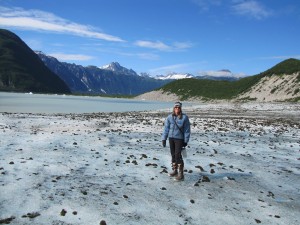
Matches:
[191,0,272,20]
[134,40,192,52]
[149,63,191,74]
[49,53,94,61]
[231,0,272,19]
[173,41,193,50]
[134,40,171,51]
[199,70,232,77]
[198,69,246,77]
[0,6,125,42]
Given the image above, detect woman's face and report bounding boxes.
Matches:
[174,106,181,115]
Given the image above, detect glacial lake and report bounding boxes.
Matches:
[0,92,173,114]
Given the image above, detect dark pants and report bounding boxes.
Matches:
[169,138,184,165]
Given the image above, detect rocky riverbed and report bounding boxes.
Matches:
[0,102,299,225]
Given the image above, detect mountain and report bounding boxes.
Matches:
[155,73,194,80]
[0,29,71,94]
[100,62,138,76]
[36,52,170,95]
[155,70,242,82]
[2,29,298,101]
[154,59,300,102]
[236,58,300,102]
[260,58,300,76]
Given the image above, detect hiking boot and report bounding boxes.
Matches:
[168,163,178,177]
[174,164,184,181]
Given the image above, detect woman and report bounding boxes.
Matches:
[162,102,191,181]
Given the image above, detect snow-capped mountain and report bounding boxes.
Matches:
[36,52,170,95]
[100,62,121,71]
[155,72,194,80]
[100,62,138,76]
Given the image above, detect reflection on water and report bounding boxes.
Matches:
[0,92,172,113]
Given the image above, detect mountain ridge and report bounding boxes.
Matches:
[36,52,171,95]
[0,29,71,94]
[1,29,299,101]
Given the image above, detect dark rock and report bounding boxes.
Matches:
[60,209,67,216]
[22,212,41,218]
[100,220,107,225]
[0,216,15,224]
[255,219,261,223]
[202,176,210,182]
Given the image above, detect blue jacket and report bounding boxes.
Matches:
[162,113,191,143]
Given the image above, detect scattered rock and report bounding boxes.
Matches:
[160,168,168,173]
[141,154,148,158]
[22,212,40,218]
[145,163,158,167]
[201,176,210,182]
[60,209,67,216]
[255,219,261,223]
[0,216,15,224]
[100,220,107,225]
[195,165,205,172]
[267,191,275,198]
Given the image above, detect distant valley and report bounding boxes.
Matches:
[0,29,299,102]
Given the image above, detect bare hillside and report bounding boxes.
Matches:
[237,73,300,102]
[136,73,300,103]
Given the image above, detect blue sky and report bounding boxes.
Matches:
[0,0,299,77]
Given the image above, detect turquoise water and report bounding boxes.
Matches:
[0,92,172,113]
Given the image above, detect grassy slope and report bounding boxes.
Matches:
[160,75,261,100]
[260,58,300,77]
[160,58,300,100]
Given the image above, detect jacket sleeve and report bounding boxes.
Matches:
[183,115,191,143]
[161,116,170,141]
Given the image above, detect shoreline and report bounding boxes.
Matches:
[1,101,300,121]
